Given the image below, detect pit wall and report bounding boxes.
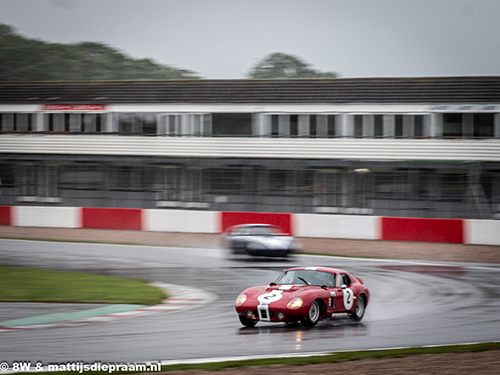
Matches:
[1,206,499,246]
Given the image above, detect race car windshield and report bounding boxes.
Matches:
[276,270,336,287]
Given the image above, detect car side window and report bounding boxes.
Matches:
[339,273,351,287]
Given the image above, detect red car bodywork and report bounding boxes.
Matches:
[235,267,369,327]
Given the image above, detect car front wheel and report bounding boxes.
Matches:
[238,315,257,327]
[300,300,321,327]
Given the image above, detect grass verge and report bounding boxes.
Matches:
[157,342,500,372]
[20,342,500,374]
[0,266,167,305]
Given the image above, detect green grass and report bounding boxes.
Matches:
[23,342,500,374]
[156,342,500,372]
[0,266,167,305]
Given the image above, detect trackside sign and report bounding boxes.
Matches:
[41,104,106,111]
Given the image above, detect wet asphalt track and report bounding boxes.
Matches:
[1,239,500,363]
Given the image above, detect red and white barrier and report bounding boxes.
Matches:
[0,205,499,245]
[295,214,378,240]
[466,220,500,246]
[13,206,80,228]
[145,209,219,233]
[380,217,464,244]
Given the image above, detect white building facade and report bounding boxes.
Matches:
[0,78,499,244]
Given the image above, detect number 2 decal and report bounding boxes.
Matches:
[257,290,283,304]
[343,288,354,310]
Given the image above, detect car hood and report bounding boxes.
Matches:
[243,284,324,301]
[245,236,295,248]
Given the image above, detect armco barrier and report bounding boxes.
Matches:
[81,207,142,231]
[1,205,499,245]
[220,212,293,235]
[381,217,464,244]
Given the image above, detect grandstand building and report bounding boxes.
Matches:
[0,77,499,244]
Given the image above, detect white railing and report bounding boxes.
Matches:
[1,134,499,162]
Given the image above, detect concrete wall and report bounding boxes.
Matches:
[1,205,499,245]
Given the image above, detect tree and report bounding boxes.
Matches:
[0,23,201,81]
[247,52,338,79]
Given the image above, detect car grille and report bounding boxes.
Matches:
[254,308,275,320]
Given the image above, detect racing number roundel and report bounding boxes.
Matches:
[257,290,283,304]
[343,288,354,310]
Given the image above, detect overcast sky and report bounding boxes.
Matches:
[1,0,499,79]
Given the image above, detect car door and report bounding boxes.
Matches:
[335,273,355,311]
[322,273,342,313]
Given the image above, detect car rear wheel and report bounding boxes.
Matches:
[238,315,257,327]
[300,300,321,327]
[350,295,365,322]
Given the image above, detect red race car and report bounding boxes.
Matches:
[235,266,369,327]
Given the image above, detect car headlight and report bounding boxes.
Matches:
[235,294,247,307]
[287,297,303,310]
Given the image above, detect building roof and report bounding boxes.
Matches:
[1,77,500,105]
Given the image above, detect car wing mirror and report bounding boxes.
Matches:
[269,282,277,286]
[341,284,347,290]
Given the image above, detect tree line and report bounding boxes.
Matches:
[0,23,338,81]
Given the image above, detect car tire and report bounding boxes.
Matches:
[300,300,321,327]
[350,295,366,322]
[239,315,257,328]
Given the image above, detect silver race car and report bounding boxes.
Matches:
[223,224,301,257]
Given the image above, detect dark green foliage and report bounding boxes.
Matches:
[0,23,200,81]
[247,52,338,79]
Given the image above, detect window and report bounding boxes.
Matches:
[0,113,36,132]
[109,166,143,190]
[212,113,252,136]
[309,115,316,137]
[0,163,15,187]
[271,115,279,137]
[60,164,104,190]
[374,115,384,138]
[163,114,181,136]
[414,115,424,138]
[443,113,463,138]
[290,115,298,137]
[373,171,410,199]
[44,113,106,133]
[395,115,403,138]
[184,113,211,136]
[17,164,58,199]
[143,113,156,135]
[118,113,147,134]
[83,114,102,132]
[314,171,343,207]
[441,173,467,202]
[354,115,363,138]
[18,164,37,196]
[210,169,243,195]
[474,113,494,138]
[157,167,181,201]
[269,170,290,195]
[327,115,336,137]
[181,169,204,202]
